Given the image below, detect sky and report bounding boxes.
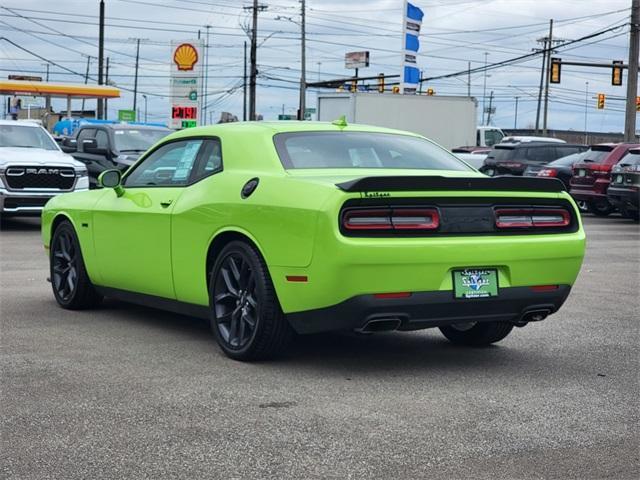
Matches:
[0,0,635,133]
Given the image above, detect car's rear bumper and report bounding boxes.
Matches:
[569,187,607,202]
[607,186,639,210]
[286,285,571,334]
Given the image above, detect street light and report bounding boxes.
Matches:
[142,94,147,123]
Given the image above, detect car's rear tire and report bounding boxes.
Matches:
[50,220,102,309]
[586,200,613,216]
[439,321,514,346]
[620,206,640,221]
[209,240,293,361]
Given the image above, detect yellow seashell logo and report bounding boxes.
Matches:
[173,43,199,71]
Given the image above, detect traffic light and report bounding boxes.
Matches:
[426,88,435,96]
[377,74,385,93]
[550,57,561,84]
[597,93,605,110]
[636,96,640,112]
[612,61,623,86]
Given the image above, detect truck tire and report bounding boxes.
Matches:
[439,321,513,346]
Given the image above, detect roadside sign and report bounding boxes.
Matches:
[181,120,197,128]
[345,51,370,69]
[118,109,136,122]
[8,75,42,82]
[278,114,296,120]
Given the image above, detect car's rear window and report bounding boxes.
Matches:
[273,132,472,171]
[583,147,613,163]
[487,147,515,161]
[618,152,640,167]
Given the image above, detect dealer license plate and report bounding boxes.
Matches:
[578,169,586,177]
[453,269,499,299]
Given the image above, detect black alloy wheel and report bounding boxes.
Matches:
[209,241,293,361]
[213,252,259,349]
[52,228,79,302]
[50,220,102,309]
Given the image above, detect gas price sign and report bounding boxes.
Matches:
[172,106,197,120]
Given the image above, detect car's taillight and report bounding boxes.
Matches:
[342,208,439,232]
[538,168,558,177]
[494,208,570,228]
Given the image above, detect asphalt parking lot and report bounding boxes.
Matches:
[1,214,638,480]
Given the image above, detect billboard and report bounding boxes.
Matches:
[169,40,203,129]
[345,51,370,70]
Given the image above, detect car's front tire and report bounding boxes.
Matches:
[209,241,293,361]
[50,220,102,309]
[439,321,513,346]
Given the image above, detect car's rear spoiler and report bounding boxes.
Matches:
[336,176,566,193]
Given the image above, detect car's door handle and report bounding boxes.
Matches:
[160,200,173,208]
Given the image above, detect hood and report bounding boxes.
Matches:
[0,147,85,169]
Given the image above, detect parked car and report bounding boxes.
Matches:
[607,148,640,220]
[569,143,640,216]
[0,120,88,218]
[67,123,171,187]
[452,150,488,169]
[42,121,585,361]
[499,136,566,144]
[523,151,588,189]
[480,142,587,176]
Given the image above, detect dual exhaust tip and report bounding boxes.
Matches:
[357,308,553,333]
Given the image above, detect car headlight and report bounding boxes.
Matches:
[76,169,89,190]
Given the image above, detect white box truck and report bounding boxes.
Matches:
[316,92,503,150]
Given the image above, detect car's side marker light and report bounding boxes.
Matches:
[286,275,308,282]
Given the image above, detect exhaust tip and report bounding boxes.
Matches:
[521,309,551,323]
[356,318,402,333]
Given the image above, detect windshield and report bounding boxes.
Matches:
[274,132,472,171]
[484,129,504,147]
[0,124,58,150]
[114,129,170,152]
[548,152,586,167]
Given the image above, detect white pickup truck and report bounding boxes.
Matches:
[0,120,89,217]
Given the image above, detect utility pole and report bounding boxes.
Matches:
[142,94,148,122]
[298,0,306,120]
[44,63,49,82]
[104,57,110,119]
[542,19,553,135]
[514,96,519,129]
[133,38,140,113]
[486,90,494,124]
[203,25,211,125]
[467,61,471,97]
[245,1,267,121]
[624,0,639,141]
[97,0,105,119]
[81,56,91,115]
[482,52,488,125]
[584,81,589,144]
[243,41,247,121]
[535,36,548,134]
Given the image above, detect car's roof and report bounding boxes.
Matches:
[89,123,170,131]
[0,119,42,128]
[167,121,423,140]
[495,141,583,150]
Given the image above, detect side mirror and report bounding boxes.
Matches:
[98,169,124,197]
[83,139,109,156]
[60,137,77,153]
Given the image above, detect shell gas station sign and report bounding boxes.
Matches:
[170,40,203,129]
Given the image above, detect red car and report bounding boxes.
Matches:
[569,143,640,216]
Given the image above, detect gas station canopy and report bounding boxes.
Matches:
[0,79,120,99]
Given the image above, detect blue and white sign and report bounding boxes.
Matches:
[401,1,424,94]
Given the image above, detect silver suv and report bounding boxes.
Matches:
[0,120,88,217]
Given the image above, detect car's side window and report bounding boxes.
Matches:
[76,129,95,152]
[190,139,223,183]
[124,139,203,187]
[95,130,109,150]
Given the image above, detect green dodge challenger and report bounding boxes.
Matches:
[42,120,586,360]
